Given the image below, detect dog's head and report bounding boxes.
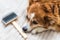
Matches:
[22,1,57,32]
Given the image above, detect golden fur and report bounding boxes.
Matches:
[27,0,60,32]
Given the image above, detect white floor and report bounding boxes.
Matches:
[0,0,60,40]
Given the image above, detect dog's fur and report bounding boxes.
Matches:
[26,0,60,33]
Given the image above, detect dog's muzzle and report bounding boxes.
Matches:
[22,21,31,32]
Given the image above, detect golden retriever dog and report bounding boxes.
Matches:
[22,0,60,34]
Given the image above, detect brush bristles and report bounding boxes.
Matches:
[2,12,17,25]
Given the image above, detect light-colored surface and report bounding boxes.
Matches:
[0,0,60,40]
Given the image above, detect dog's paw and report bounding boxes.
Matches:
[31,27,47,34]
[31,29,38,34]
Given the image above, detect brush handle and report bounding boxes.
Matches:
[12,21,27,39]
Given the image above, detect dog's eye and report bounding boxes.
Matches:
[32,21,38,24]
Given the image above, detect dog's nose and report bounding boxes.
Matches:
[22,26,27,32]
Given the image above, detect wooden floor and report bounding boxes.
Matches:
[0,0,60,40]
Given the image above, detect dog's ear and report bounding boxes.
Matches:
[29,0,33,5]
[29,0,40,5]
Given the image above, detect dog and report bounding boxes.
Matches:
[22,0,60,34]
